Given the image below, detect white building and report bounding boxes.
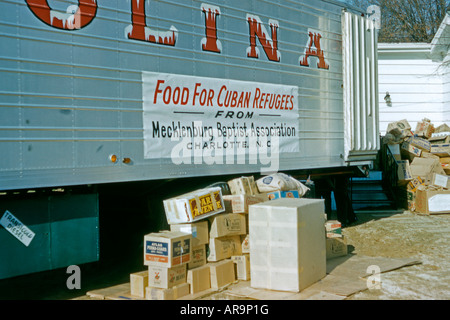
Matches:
[378,13,450,135]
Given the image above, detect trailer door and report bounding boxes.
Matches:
[342,10,380,162]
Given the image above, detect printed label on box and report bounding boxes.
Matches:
[189,191,223,218]
[145,241,169,263]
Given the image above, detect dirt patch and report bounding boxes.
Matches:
[343,211,450,300]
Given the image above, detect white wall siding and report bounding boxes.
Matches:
[378,43,445,135]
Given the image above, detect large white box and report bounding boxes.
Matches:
[249,198,326,292]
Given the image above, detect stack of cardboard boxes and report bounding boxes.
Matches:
[385,119,450,214]
[129,173,349,299]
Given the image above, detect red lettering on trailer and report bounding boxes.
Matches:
[246,15,280,62]
[25,0,97,30]
[25,2,330,69]
[201,4,222,53]
[300,30,330,69]
[126,0,177,46]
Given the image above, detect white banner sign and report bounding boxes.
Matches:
[0,210,35,247]
[142,72,299,165]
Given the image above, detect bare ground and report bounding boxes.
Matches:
[343,210,450,300]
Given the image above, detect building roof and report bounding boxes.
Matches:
[430,13,450,61]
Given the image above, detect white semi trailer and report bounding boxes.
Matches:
[0,0,379,279]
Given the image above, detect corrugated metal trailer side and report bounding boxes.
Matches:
[0,0,379,279]
[1,0,378,191]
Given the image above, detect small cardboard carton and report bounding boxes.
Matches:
[209,259,236,289]
[400,141,422,161]
[227,176,258,195]
[410,157,446,182]
[415,186,450,215]
[429,135,450,144]
[388,144,402,161]
[430,173,450,189]
[144,283,190,300]
[407,176,425,192]
[144,231,191,267]
[145,286,174,300]
[130,270,149,298]
[207,235,242,262]
[267,190,300,200]
[430,143,450,157]
[387,119,412,138]
[148,264,187,289]
[188,245,207,269]
[231,254,251,280]
[415,119,435,139]
[326,237,348,260]
[223,194,268,214]
[186,265,211,294]
[404,136,431,152]
[170,220,209,247]
[209,213,247,238]
[397,160,413,185]
[325,220,342,238]
[163,187,225,224]
[407,189,416,212]
[241,234,250,253]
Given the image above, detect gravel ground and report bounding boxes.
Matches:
[343,210,450,300]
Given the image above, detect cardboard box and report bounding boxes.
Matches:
[209,259,236,289]
[145,286,174,300]
[227,176,258,195]
[144,231,191,267]
[388,144,402,161]
[130,270,149,298]
[404,136,431,152]
[410,157,446,182]
[249,198,326,292]
[397,160,413,185]
[439,157,450,165]
[387,119,412,138]
[415,187,450,214]
[241,234,250,253]
[173,282,190,299]
[187,265,211,294]
[267,190,300,200]
[163,187,225,224]
[148,264,187,289]
[420,151,440,160]
[326,237,348,260]
[145,283,190,300]
[223,194,268,214]
[415,119,435,139]
[401,141,422,161]
[429,135,450,144]
[231,255,251,280]
[430,143,450,157]
[188,245,207,269]
[407,176,425,192]
[209,213,246,238]
[207,235,242,262]
[170,220,209,247]
[407,189,416,212]
[430,173,450,189]
[325,220,342,238]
